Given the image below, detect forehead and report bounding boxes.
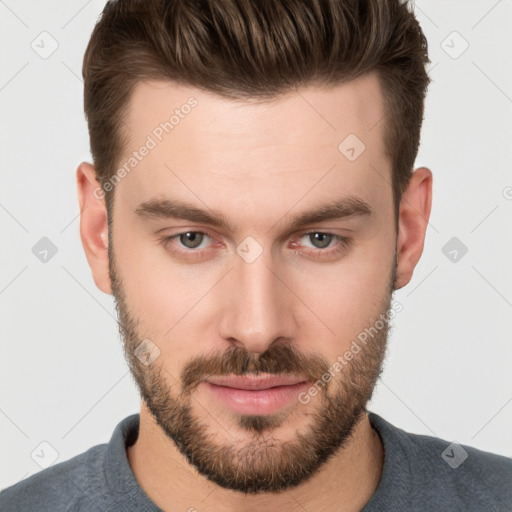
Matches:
[124,71,386,152]
[115,72,390,223]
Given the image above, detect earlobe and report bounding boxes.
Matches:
[394,167,433,290]
[76,162,112,295]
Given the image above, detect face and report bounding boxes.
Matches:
[105,72,400,493]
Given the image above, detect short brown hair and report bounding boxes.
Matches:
[82,0,430,226]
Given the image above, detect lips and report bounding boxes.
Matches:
[205,374,309,390]
[202,375,311,415]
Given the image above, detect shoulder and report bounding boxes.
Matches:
[0,443,107,512]
[0,414,143,512]
[368,413,512,511]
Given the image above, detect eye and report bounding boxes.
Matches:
[302,232,335,249]
[293,231,352,260]
[177,231,208,249]
[159,229,351,261]
[160,231,213,253]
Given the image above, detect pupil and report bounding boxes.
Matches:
[312,233,331,248]
[181,232,203,248]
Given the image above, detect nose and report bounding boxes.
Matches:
[217,247,296,355]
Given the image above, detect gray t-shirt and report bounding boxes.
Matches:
[1,412,511,511]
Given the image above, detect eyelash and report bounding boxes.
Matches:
[158,230,352,260]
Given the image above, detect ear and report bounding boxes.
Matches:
[394,167,433,290]
[76,162,112,295]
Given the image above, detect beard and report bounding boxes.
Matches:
[109,239,397,495]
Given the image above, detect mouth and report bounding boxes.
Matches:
[202,374,311,415]
[205,374,309,390]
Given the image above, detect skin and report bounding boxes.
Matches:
[76,70,432,511]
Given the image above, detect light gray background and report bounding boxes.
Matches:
[1,0,511,490]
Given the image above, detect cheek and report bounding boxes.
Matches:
[111,224,178,341]
[289,238,394,357]
[113,216,191,313]
[113,232,223,370]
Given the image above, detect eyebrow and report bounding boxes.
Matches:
[135,195,374,233]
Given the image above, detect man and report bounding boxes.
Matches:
[1,0,511,510]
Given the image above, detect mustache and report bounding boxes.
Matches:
[180,343,330,394]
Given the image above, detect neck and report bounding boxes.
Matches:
[127,405,383,512]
